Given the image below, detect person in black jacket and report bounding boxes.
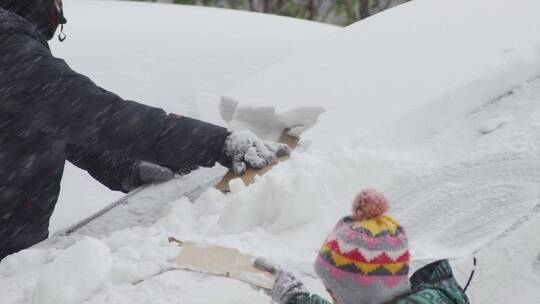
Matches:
[0,0,290,260]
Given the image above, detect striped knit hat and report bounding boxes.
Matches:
[314,189,410,304]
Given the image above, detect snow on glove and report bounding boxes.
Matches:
[254,258,309,304]
[122,161,175,191]
[224,130,291,175]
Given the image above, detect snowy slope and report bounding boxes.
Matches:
[223,0,540,150]
[50,0,337,233]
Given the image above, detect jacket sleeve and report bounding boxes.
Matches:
[396,260,470,304]
[66,144,138,193]
[1,32,230,173]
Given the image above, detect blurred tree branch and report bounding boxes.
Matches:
[159,0,412,26]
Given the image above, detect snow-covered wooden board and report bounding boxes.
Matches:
[38,167,226,251]
[169,237,276,289]
[216,131,298,192]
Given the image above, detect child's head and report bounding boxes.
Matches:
[314,188,410,304]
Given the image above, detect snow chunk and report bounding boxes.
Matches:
[229,177,247,194]
[219,97,238,124]
[103,227,180,284]
[31,237,112,304]
[0,249,56,277]
[221,99,324,142]
[215,150,398,234]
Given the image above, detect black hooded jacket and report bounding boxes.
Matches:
[1,0,64,40]
[0,1,230,260]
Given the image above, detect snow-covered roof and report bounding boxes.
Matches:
[223,0,540,149]
[52,0,338,125]
[2,0,539,303]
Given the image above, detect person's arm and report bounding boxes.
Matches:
[66,144,138,193]
[66,145,176,193]
[1,32,229,171]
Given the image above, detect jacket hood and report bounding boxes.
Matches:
[0,0,66,41]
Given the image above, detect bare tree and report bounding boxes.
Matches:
[262,0,271,12]
[307,0,315,19]
[359,0,370,19]
[154,0,415,26]
[277,0,284,11]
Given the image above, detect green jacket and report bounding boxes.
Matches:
[290,260,470,304]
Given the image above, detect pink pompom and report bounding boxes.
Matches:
[351,188,389,220]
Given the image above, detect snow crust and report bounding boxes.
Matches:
[50,0,337,233]
[223,0,540,150]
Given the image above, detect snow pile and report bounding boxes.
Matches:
[212,79,540,252]
[31,237,112,304]
[223,0,540,150]
[51,0,337,233]
[167,79,540,304]
[0,227,180,303]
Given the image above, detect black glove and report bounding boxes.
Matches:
[254,258,309,304]
[122,161,175,191]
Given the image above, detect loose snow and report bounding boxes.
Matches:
[221,102,325,141]
[31,237,112,304]
[1,0,539,303]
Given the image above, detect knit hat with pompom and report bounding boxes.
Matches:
[314,189,410,304]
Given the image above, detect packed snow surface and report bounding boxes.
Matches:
[1,0,539,303]
[50,0,337,233]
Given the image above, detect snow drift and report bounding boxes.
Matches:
[223,0,540,149]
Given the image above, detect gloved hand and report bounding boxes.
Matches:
[122,161,175,191]
[254,258,309,304]
[224,130,291,175]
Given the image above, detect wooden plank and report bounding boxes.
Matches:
[169,237,276,289]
